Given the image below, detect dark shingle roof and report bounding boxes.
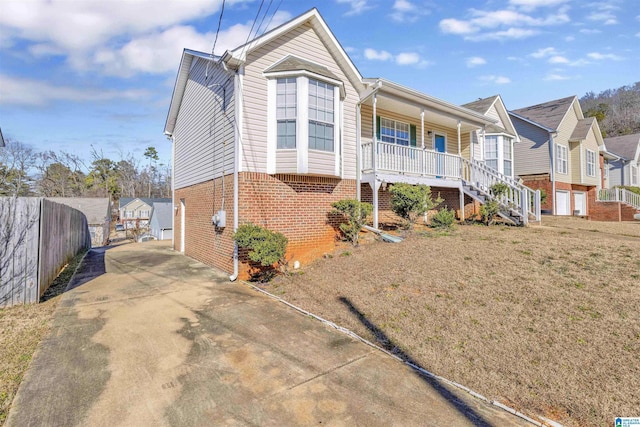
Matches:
[511,96,575,130]
[47,198,110,225]
[604,133,640,160]
[462,96,498,114]
[151,202,173,229]
[264,55,340,82]
[570,117,596,141]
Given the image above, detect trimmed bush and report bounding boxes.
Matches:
[389,183,443,229]
[234,224,288,278]
[331,199,372,246]
[430,207,456,229]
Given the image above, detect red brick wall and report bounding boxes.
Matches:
[174,177,236,275]
[521,174,553,212]
[588,190,637,221]
[239,173,356,269]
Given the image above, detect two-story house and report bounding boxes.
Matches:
[604,133,640,188]
[119,197,171,229]
[509,96,604,216]
[165,8,539,279]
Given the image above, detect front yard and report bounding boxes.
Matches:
[264,217,640,427]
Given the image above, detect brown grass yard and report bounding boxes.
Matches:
[265,217,640,427]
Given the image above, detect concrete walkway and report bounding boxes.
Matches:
[8,241,531,426]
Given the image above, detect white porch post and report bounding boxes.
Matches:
[457,121,461,156]
[420,110,425,149]
[459,185,465,220]
[372,94,379,228]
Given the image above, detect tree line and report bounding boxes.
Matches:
[580,81,640,137]
[0,141,170,200]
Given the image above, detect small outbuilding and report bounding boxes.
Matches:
[149,202,173,241]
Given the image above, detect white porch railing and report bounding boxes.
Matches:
[461,158,541,222]
[597,188,640,209]
[361,141,462,179]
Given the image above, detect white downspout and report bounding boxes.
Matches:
[171,135,175,248]
[372,93,379,229]
[550,132,556,216]
[229,64,243,281]
[356,103,361,201]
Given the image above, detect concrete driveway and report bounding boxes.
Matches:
[7,241,531,426]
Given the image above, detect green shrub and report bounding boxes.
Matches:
[491,182,509,198]
[617,186,640,196]
[430,207,456,229]
[389,183,443,229]
[331,199,372,246]
[480,183,511,226]
[234,223,288,274]
[539,188,548,205]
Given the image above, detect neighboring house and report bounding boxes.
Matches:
[47,197,111,247]
[509,96,604,216]
[119,197,171,229]
[603,133,640,188]
[149,202,173,240]
[164,8,539,279]
[462,95,520,177]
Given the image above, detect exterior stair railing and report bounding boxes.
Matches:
[597,188,640,209]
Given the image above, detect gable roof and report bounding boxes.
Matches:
[604,133,640,161]
[150,202,173,229]
[570,117,596,141]
[165,8,364,136]
[47,198,110,224]
[511,96,576,130]
[119,197,171,209]
[462,96,498,114]
[463,95,519,140]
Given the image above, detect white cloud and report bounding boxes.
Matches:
[530,47,559,58]
[466,56,487,67]
[440,6,569,41]
[509,0,569,10]
[587,52,623,60]
[588,11,618,24]
[480,75,511,84]
[544,73,571,81]
[579,28,602,34]
[336,0,373,16]
[0,74,150,106]
[564,35,575,41]
[390,0,429,23]
[364,48,393,61]
[636,32,640,38]
[548,55,569,64]
[396,52,420,65]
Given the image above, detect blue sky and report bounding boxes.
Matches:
[0,0,637,167]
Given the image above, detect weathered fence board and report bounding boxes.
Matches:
[0,197,91,308]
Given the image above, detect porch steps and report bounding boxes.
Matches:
[462,183,523,226]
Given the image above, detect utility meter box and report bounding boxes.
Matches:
[212,210,226,228]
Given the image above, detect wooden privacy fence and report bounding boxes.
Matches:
[0,197,91,308]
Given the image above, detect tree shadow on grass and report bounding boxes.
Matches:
[338,296,493,427]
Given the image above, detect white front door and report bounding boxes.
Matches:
[573,192,586,216]
[556,191,570,215]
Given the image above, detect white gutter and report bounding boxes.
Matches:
[228,64,243,281]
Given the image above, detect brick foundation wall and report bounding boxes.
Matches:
[239,173,356,271]
[588,190,637,221]
[521,174,553,212]
[360,184,476,224]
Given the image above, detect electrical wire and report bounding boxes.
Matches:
[206,0,226,81]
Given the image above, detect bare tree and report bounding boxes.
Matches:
[0,139,37,196]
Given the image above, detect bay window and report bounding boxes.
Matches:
[276,78,297,149]
[485,136,498,170]
[308,79,334,152]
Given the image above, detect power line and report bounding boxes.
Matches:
[238,0,266,60]
[254,0,274,38]
[211,0,226,56]
[262,0,284,36]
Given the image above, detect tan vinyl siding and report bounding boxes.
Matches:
[360,105,469,155]
[308,150,336,176]
[173,58,235,189]
[485,105,504,129]
[511,116,551,177]
[581,127,601,186]
[569,141,581,184]
[242,22,359,178]
[471,131,482,160]
[554,102,579,184]
[276,150,297,173]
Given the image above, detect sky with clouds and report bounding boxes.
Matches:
[0,0,637,165]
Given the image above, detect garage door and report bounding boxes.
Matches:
[556,191,570,215]
[573,192,586,216]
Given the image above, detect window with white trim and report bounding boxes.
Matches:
[557,144,568,174]
[503,137,513,177]
[308,79,334,152]
[586,149,596,177]
[276,78,297,149]
[380,118,410,146]
[485,135,498,170]
[632,164,639,186]
[604,160,609,178]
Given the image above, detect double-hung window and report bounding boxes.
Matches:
[586,149,596,177]
[632,164,639,186]
[485,136,498,170]
[308,79,334,152]
[276,78,297,149]
[557,145,568,174]
[380,118,409,146]
[503,137,513,176]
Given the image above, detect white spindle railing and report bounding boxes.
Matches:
[598,188,640,209]
[360,141,542,223]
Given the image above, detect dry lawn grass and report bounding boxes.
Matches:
[265,217,640,427]
[0,250,86,425]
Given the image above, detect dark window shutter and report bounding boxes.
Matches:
[376,115,381,140]
[410,124,417,147]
